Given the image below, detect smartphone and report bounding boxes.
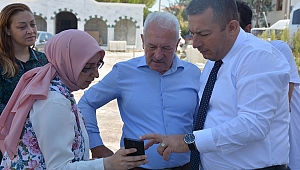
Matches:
[123,137,145,156]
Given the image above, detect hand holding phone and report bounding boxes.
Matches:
[124,138,145,156]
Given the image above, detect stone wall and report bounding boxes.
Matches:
[0,0,145,50]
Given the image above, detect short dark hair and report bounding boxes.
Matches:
[186,0,238,30]
[236,0,253,30]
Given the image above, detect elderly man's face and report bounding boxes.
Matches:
[141,23,180,74]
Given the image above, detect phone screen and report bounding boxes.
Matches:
[124,138,145,156]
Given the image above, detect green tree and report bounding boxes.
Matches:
[280,28,290,42]
[270,30,276,40]
[292,29,300,54]
[261,30,269,40]
[95,0,154,8]
[164,0,191,37]
[243,0,274,27]
[292,29,300,74]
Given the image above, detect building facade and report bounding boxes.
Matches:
[0,0,145,50]
[260,0,299,26]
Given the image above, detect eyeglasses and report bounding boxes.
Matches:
[81,60,104,74]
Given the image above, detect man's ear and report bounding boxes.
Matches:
[244,24,252,33]
[140,34,144,49]
[227,20,239,35]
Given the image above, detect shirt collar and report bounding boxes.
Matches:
[16,48,39,63]
[222,28,247,63]
[29,48,39,61]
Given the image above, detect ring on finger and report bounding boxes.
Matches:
[160,142,166,148]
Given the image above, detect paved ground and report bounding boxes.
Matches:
[73,51,144,152]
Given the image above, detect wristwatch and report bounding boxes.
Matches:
[184,133,196,150]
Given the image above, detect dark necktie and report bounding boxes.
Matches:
[190,60,223,170]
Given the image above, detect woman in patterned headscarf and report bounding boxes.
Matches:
[0,29,148,170]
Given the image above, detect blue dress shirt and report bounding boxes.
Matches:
[78,55,201,169]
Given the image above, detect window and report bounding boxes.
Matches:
[277,0,283,11]
[39,33,46,42]
[46,33,53,39]
[292,9,300,24]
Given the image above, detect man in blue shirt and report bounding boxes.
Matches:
[78,11,201,169]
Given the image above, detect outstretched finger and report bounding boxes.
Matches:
[140,133,163,142]
[144,139,159,150]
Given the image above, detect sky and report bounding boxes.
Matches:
[149,0,177,11]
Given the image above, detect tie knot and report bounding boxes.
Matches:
[214,60,223,68]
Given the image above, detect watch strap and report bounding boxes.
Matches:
[188,143,196,150]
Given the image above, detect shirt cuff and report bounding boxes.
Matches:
[88,132,104,149]
[193,128,217,153]
[91,158,105,170]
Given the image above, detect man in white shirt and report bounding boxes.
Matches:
[270,41,300,170]
[141,0,290,169]
[237,1,300,169]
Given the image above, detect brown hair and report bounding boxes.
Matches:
[0,3,33,77]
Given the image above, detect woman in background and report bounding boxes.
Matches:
[0,2,48,161]
[0,3,48,113]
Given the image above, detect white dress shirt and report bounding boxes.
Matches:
[288,85,300,170]
[194,30,290,169]
[30,91,104,170]
[269,40,300,84]
[269,40,300,170]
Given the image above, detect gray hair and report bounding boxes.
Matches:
[186,0,238,30]
[143,11,180,40]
